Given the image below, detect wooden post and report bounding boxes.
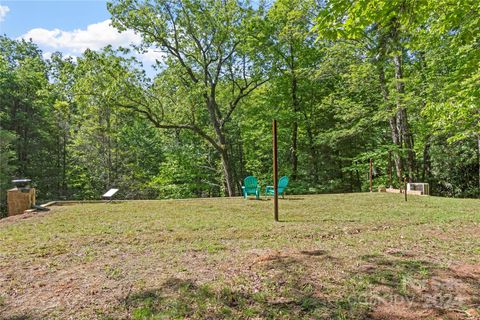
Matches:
[273,119,279,222]
[404,176,407,202]
[369,158,373,192]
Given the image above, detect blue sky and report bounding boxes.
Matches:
[0,0,162,67]
[1,1,110,38]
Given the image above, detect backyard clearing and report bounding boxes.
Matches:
[0,193,479,319]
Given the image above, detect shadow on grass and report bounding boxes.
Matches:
[261,197,305,201]
[121,252,479,320]
[244,197,269,201]
[300,249,328,256]
[277,217,319,223]
[348,253,480,319]
[123,277,335,319]
[122,252,371,319]
[281,197,305,201]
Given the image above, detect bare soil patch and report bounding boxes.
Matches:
[1,194,479,319]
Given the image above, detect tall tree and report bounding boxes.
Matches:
[107,0,268,195]
[418,0,480,195]
[264,0,320,181]
[315,0,419,181]
[0,37,65,200]
[0,53,17,213]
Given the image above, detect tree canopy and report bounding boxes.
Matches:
[1,0,479,214]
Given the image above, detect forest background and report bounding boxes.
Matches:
[1,0,479,215]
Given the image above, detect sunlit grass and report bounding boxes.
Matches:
[0,193,479,319]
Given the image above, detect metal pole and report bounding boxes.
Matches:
[273,119,279,222]
[404,176,408,202]
[369,158,373,192]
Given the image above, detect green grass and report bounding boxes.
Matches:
[0,193,479,319]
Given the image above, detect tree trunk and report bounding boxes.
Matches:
[290,74,299,181]
[303,112,319,183]
[215,120,235,196]
[56,134,61,196]
[220,148,235,197]
[237,129,245,192]
[106,107,112,188]
[388,151,392,187]
[291,121,298,180]
[62,131,67,197]
[477,134,480,198]
[390,115,403,179]
[378,61,403,179]
[205,95,235,197]
[422,135,431,181]
[356,169,362,192]
[393,44,415,181]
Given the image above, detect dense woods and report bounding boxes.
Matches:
[1,0,479,213]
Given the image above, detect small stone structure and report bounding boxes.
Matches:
[7,188,36,216]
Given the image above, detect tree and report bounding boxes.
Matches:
[1,0,478,203]
[0,36,65,200]
[71,48,157,198]
[315,0,420,181]
[107,0,268,195]
[263,0,320,181]
[0,53,17,214]
[417,0,480,195]
[0,128,16,215]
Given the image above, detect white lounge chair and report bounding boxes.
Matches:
[102,188,119,202]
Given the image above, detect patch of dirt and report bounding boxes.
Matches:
[369,263,480,320]
[2,239,478,320]
[0,259,131,319]
[246,248,339,270]
[0,208,56,226]
[452,264,480,278]
[424,224,480,242]
[371,302,437,320]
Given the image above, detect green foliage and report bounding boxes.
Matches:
[417,0,480,142]
[148,140,221,198]
[0,0,479,206]
[0,36,70,207]
[0,129,16,216]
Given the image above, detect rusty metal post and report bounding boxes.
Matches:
[273,119,279,222]
[404,176,408,202]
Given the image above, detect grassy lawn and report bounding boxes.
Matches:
[0,193,479,319]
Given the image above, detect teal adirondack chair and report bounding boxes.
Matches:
[242,176,261,199]
[265,176,289,198]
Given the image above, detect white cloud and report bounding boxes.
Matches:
[141,48,166,63]
[19,19,142,54]
[19,19,161,75]
[0,5,10,22]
